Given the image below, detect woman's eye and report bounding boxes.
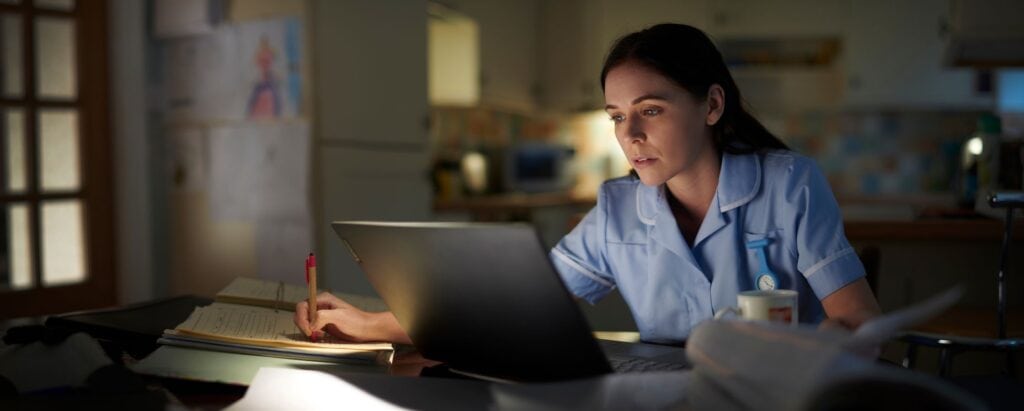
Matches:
[642,107,661,116]
[609,114,625,124]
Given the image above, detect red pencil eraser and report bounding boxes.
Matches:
[308,253,316,267]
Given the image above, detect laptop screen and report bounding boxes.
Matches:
[332,221,612,382]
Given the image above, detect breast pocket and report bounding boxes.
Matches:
[743,229,798,290]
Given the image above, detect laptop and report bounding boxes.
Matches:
[331,221,687,382]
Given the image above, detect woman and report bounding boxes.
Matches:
[296,23,880,345]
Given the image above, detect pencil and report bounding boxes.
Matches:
[306,253,318,341]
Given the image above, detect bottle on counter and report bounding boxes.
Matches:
[959,114,1003,211]
[432,154,463,202]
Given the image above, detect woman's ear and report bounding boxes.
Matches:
[705,84,725,126]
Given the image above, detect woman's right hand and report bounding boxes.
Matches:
[294,292,411,344]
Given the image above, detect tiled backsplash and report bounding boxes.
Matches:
[765,110,985,198]
[431,106,1003,202]
[429,106,563,152]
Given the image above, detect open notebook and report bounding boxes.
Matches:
[160,278,393,364]
[213,276,389,313]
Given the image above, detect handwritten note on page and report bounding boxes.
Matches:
[216,277,308,308]
[174,303,391,351]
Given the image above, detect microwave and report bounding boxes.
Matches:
[503,143,575,193]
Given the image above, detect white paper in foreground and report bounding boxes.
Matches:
[225,367,409,411]
[846,286,964,351]
[685,286,976,411]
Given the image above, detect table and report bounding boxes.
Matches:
[0,297,690,410]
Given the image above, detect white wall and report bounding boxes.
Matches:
[110,0,156,303]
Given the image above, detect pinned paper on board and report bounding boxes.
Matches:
[163,17,303,123]
[207,121,310,223]
[208,121,312,280]
[240,19,303,120]
[208,126,263,221]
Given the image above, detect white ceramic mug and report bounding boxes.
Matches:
[714,289,798,325]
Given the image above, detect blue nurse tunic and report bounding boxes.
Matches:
[550,150,865,343]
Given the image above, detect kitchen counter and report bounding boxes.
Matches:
[844,219,1024,241]
[434,193,595,218]
[436,193,1024,241]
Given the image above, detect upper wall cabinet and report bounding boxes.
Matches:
[537,0,601,112]
[441,0,540,113]
[313,0,427,144]
[705,0,844,39]
[841,0,993,109]
[534,0,994,112]
[539,0,709,112]
[537,0,840,112]
[428,4,480,107]
[945,0,1024,67]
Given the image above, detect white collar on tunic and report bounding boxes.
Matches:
[636,152,762,226]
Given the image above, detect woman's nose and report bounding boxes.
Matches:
[624,117,645,141]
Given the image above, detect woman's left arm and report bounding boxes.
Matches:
[819,277,881,331]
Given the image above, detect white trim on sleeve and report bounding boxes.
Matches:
[552,248,615,289]
[803,247,856,279]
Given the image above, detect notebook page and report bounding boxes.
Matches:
[216,277,307,306]
[175,303,390,350]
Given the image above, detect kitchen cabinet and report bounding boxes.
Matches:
[539,0,710,112]
[841,0,993,109]
[537,0,841,112]
[442,0,541,113]
[729,66,843,112]
[318,145,432,296]
[535,0,994,111]
[704,0,844,39]
[428,6,480,107]
[537,0,600,112]
[313,0,427,146]
[945,0,1024,67]
[704,0,993,109]
[312,0,432,294]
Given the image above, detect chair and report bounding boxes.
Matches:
[900,192,1024,377]
[858,245,881,295]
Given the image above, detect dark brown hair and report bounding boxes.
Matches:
[601,23,788,154]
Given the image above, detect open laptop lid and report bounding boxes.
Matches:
[332,221,612,382]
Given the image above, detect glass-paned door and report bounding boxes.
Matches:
[0,0,113,319]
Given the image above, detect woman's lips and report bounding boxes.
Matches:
[633,157,657,169]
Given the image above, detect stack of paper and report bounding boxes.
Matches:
[684,288,985,411]
[214,277,389,312]
[213,277,309,311]
[159,277,394,363]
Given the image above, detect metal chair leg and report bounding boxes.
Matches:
[902,342,917,368]
[939,347,953,377]
[997,207,1013,340]
[1007,350,1016,378]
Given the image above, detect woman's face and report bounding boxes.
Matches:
[604,60,718,187]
